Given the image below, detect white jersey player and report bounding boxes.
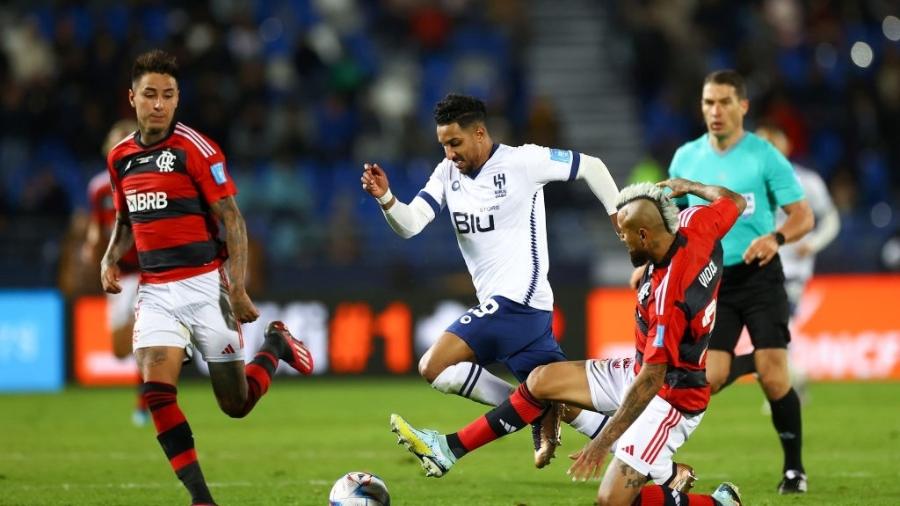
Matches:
[362,94,620,468]
[759,127,841,312]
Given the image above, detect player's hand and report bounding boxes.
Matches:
[100,262,122,294]
[361,162,390,199]
[743,234,779,266]
[656,178,693,198]
[566,438,610,481]
[629,264,647,289]
[229,290,260,323]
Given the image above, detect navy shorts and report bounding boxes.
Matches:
[446,296,566,382]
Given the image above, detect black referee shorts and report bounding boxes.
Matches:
[709,254,791,353]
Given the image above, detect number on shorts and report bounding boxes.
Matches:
[469,298,499,318]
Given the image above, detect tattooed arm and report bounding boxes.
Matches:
[100,212,135,294]
[567,362,667,481]
[210,196,259,323]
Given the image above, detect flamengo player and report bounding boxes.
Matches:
[101,50,313,506]
[362,94,619,467]
[84,118,149,425]
[391,179,746,506]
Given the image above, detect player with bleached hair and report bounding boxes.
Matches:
[391,178,746,506]
[362,93,618,468]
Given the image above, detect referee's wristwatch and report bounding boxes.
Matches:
[772,231,786,246]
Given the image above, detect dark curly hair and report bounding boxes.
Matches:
[132,49,179,85]
[433,94,487,128]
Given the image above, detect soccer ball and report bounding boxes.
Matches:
[328,471,391,505]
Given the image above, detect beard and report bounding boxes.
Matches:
[629,249,650,267]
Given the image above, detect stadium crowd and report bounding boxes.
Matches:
[0,0,896,292]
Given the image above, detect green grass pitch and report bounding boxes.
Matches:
[1,379,898,505]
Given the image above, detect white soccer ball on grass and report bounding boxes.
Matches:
[328,471,391,505]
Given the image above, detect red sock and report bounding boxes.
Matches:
[450,383,546,456]
[632,485,716,505]
[141,382,213,505]
[232,351,278,417]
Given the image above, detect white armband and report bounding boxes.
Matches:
[376,188,394,205]
[383,196,435,238]
[577,154,619,214]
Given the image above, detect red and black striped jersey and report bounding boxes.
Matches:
[633,197,740,414]
[87,170,140,272]
[106,122,237,284]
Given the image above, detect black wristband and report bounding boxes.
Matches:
[773,231,786,246]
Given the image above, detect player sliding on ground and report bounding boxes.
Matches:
[362,94,619,468]
[391,179,746,506]
[101,50,314,506]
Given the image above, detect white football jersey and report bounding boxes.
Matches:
[412,144,583,311]
[776,164,837,281]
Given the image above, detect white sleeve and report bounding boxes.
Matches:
[383,197,436,238]
[807,207,840,253]
[521,144,580,185]
[576,153,619,215]
[800,169,841,253]
[382,163,446,239]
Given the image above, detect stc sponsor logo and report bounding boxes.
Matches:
[126,191,168,212]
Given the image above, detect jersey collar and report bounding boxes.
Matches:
[653,233,686,268]
[464,143,500,179]
[134,123,176,149]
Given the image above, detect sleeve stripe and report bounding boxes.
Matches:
[416,190,441,216]
[176,122,216,155]
[679,207,700,228]
[655,260,674,316]
[175,123,215,157]
[568,151,581,182]
[174,129,213,158]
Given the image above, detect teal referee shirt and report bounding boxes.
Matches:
[669,132,805,266]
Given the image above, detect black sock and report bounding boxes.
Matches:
[142,382,214,505]
[445,433,467,459]
[769,388,804,473]
[175,462,214,504]
[721,353,756,389]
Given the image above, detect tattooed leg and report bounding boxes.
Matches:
[596,458,650,506]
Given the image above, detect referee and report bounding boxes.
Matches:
[667,70,814,494]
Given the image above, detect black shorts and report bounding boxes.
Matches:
[709,255,791,353]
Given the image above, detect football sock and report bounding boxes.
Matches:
[141,382,214,505]
[568,409,609,438]
[721,353,756,389]
[633,485,716,505]
[769,388,804,473]
[237,349,279,416]
[431,362,514,406]
[446,383,546,459]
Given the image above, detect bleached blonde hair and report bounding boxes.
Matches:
[615,182,680,234]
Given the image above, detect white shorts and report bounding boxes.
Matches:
[107,272,140,330]
[585,358,704,482]
[133,268,244,363]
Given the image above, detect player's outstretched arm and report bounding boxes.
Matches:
[576,154,620,232]
[361,162,435,239]
[657,178,746,215]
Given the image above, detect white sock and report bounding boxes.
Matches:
[568,409,609,439]
[430,362,514,406]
